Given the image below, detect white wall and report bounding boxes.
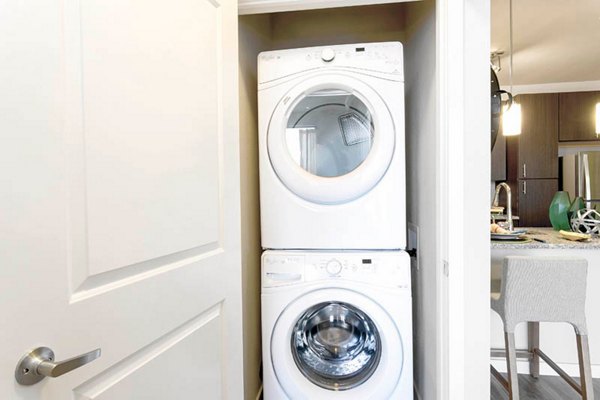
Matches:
[491,248,600,378]
[403,1,439,398]
[461,0,492,397]
[462,0,491,398]
[239,14,272,400]
[437,0,491,398]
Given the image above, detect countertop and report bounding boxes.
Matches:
[491,227,600,249]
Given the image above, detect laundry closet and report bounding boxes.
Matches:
[237,1,445,398]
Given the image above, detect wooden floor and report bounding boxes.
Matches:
[491,374,600,399]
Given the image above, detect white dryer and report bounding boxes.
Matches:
[261,250,413,399]
[258,42,406,250]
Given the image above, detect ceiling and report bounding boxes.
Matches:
[491,0,600,86]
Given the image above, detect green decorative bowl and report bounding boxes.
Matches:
[568,196,585,220]
[549,191,571,231]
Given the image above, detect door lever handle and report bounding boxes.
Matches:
[15,346,101,385]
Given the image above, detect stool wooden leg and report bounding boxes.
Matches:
[528,322,540,379]
[505,332,520,400]
[577,334,594,400]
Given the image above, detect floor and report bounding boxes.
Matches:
[491,374,600,399]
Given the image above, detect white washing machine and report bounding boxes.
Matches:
[261,250,413,399]
[258,42,406,250]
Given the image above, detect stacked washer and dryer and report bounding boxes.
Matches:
[258,42,413,399]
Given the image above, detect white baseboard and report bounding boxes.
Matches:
[491,357,600,378]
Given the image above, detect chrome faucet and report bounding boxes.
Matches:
[492,182,513,232]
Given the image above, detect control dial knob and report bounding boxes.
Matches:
[321,48,335,62]
[326,259,343,276]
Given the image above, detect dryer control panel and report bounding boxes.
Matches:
[258,42,404,85]
[262,251,410,289]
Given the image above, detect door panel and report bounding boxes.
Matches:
[80,0,221,275]
[74,307,222,400]
[0,0,242,398]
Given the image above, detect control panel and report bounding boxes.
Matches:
[262,251,410,289]
[258,42,404,85]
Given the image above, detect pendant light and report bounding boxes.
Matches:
[502,0,521,136]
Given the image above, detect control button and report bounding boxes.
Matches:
[325,259,343,276]
[321,48,335,62]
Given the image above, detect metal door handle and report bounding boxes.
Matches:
[523,181,527,195]
[15,346,101,385]
[523,163,527,178]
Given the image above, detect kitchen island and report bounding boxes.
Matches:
[491,228,600,379]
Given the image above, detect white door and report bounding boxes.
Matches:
[0,0,242,398]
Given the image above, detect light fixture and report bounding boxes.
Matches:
[596,103,600,137]
[502,0,521,136]
[503,103,522,136]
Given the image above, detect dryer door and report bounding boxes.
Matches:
[267,74,396,205]
[271,288,404,398]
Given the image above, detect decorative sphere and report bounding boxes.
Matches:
[570,209,600,235]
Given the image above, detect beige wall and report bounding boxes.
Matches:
[238,14,271,400]
[270,3,407,49]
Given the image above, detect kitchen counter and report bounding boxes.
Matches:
[491,227,600,249]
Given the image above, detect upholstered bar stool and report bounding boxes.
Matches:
[490,256,594,400]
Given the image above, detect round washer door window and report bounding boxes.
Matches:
[270,288,403,398]
[267,74,395,205]
[291,301,381,391]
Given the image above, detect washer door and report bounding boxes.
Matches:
[271,288,403,399]
[267,74,395,205]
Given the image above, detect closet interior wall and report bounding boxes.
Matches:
[238,2,438,397]
[238,14,272,400]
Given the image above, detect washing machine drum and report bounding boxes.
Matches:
[271,289,404,398]
[267,74,396,205]
[291,302,381,390]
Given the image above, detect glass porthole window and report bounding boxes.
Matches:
[291,301,381,391]
[285,89,374,178]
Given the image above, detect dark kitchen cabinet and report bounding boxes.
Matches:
[504,93,559,227]
[510,93,559,179]
[517,179,558,227]
[559,91,600,142]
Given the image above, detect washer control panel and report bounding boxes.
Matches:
[325,259,343,276]
[262,251,410,289]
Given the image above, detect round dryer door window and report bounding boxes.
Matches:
[285,90,374,178]
[291,301,381,391]
[267,74,396,205]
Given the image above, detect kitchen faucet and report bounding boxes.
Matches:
[492,182,513,232]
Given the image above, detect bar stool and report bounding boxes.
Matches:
[490,256,594,400]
